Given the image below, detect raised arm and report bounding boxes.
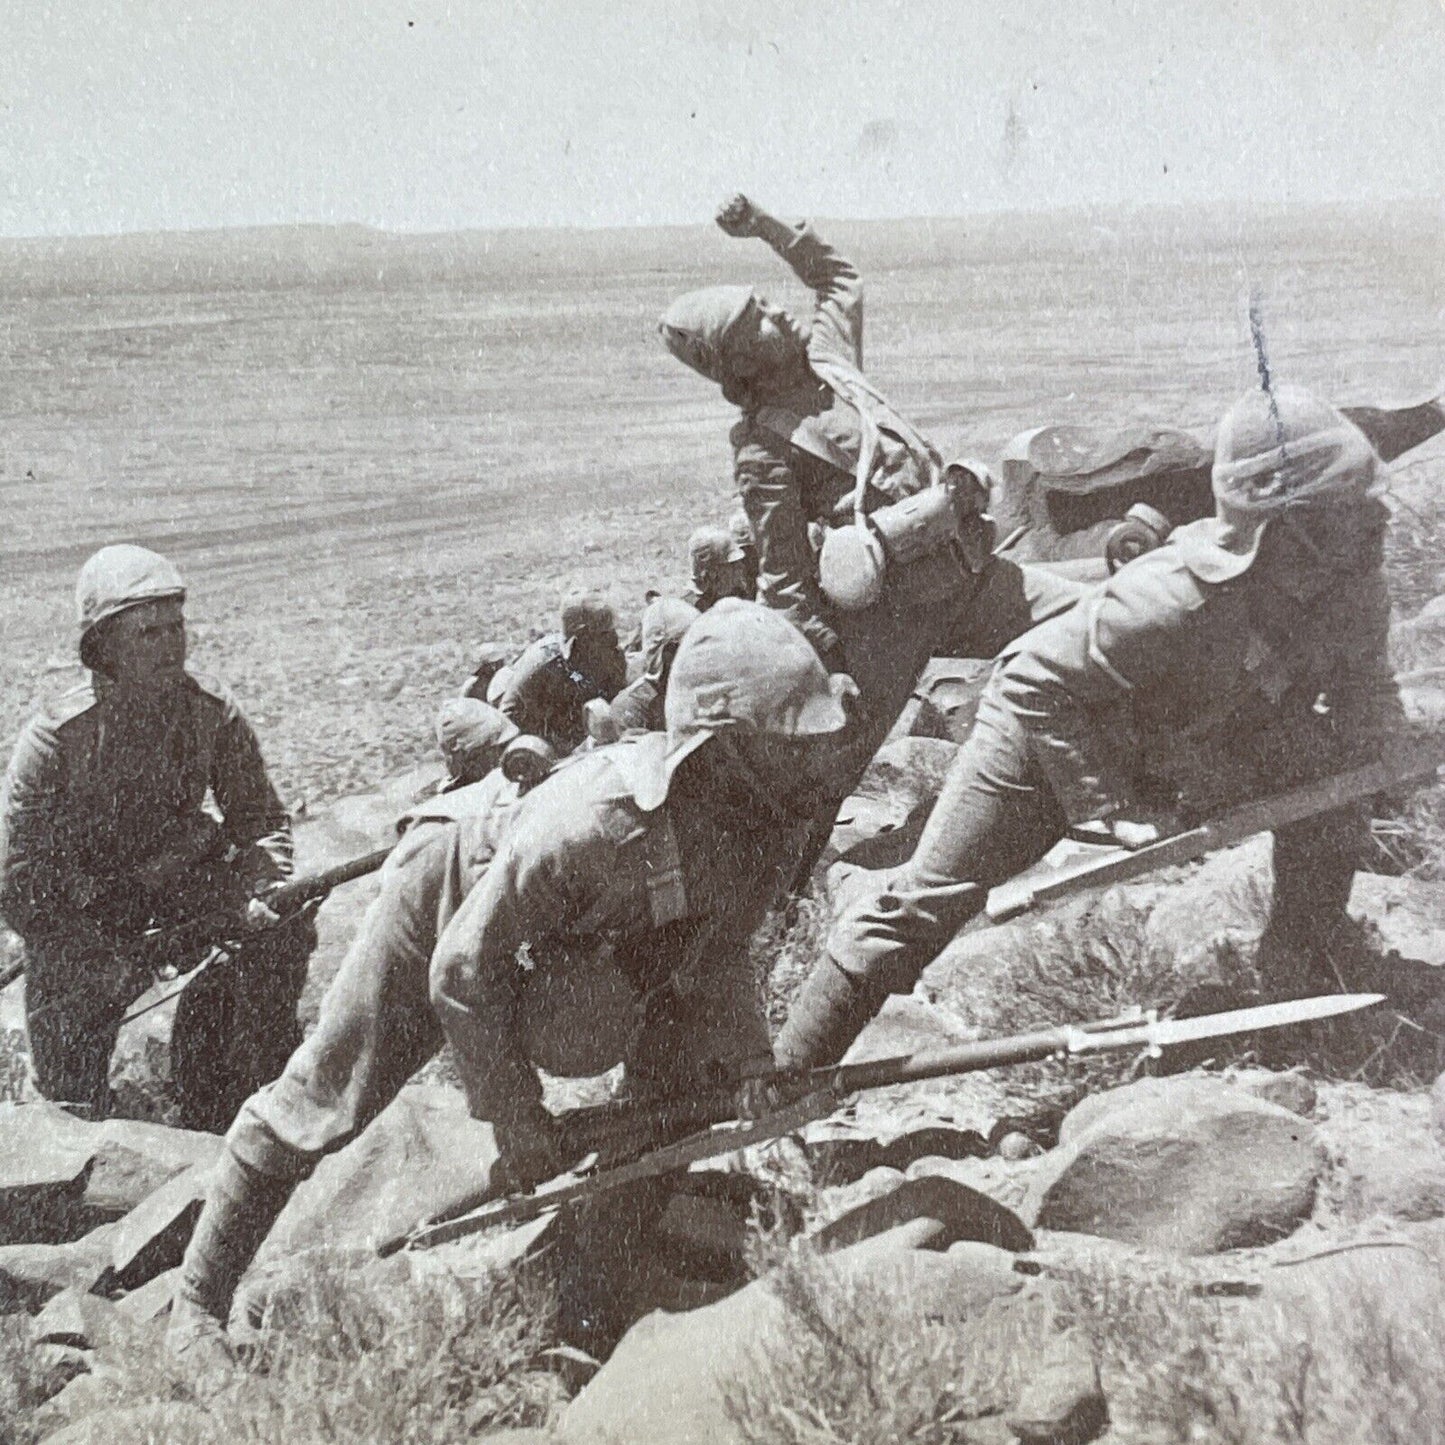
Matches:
[716,193,863,369]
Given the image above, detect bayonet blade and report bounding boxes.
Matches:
[1146,992,1385,1049]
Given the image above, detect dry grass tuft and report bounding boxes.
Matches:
[723,1241,1445,1445]
[2,1259,565,1445]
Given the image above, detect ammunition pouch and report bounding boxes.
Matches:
[818,462,995,613]
[502,734,558,790]
[1104,503,1173,574]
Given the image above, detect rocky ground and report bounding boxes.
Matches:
[3,704,1445,1443]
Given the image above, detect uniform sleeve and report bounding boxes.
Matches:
[210,697,294,883]
[734,421,841,659]
[996,567,1215,824]
[427,818,584,1141]
[0,718,79,935]
[764,220,863,371]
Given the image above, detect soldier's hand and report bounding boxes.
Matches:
[243,894,282,932]
[715,193,760,238]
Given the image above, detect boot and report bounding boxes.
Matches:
[774,957,888,1069]
[166,1148,298,1380]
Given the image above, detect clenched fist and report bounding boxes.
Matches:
[715,193,760,238]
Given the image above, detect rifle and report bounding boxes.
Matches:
[986,746,1444,924]
[116,846,394,1025]
[9,846,394,1026]
[379,990,1381,1256]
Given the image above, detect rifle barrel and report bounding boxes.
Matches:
[271,846,393,909]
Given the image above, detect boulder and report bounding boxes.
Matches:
[38,1402,218,1445]
[813,1176,1034,1255]
[1433,1069,1445,1147]
[1058,1071,1314,1146]
[0,1101,219,1245]
[114,1267,181,1324]
[0,1227,114,1315]
[1348,873,1445,965]
[1027,1077,1323,1254]
[1262,1236,1445,1333]
[560,1237,1024,1445]
[31,1286,161,1353]
[1338,1146,1445,1224]
[261,1085,496,1259]
[106,1163,210,1290]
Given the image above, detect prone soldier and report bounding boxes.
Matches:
[0,546,314,1130]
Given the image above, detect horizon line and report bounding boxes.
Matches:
[2,193,1440,247]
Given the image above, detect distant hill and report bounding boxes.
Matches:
[1,202,1438,298]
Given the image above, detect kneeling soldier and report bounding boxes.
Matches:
[0,546,312,1130]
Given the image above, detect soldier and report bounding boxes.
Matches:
[776,385,1436,1068]
[433,697,519,790]
[609,596,700,735]
[684,524,752,612]
[659,193,1082,792]
[166,601,853,1368]
[497,591,627,754]
[0,545,313,1130]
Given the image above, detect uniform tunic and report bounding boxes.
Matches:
[829,525,1406,994]
[498,634,625,755]
[719,224,1086,791]
[231,738,804,1178]
[0,671,307,1124]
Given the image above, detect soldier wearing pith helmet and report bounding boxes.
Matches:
[168,600,855,1370]
[0,545,312,1128]
[778,384,1432,1069]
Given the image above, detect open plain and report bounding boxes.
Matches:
[2,203,1441,803]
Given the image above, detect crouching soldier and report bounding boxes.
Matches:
[433,697,520,790]
[777,385,1438,1068]
[167,601,854,1368]
[0,546,313,1130]
[498,592,627,755]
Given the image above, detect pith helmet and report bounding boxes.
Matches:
[658,286,758,384]
[688,524,745,577]
[639,596,700,659]
[1176,384,1382,583]
[434,697,519,770]
[560,591,616,640]
[625,599,855,811]
[76,545,186,669]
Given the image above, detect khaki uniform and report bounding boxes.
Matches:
[830,523,1406,994]
[498,633,625,754]
[724,222,1085,786]
[0,671,309,1126]
[231,738,802,1178]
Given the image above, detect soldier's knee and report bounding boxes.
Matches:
[224,1089,320,1183]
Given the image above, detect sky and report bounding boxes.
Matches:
[2,0,1444,237]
